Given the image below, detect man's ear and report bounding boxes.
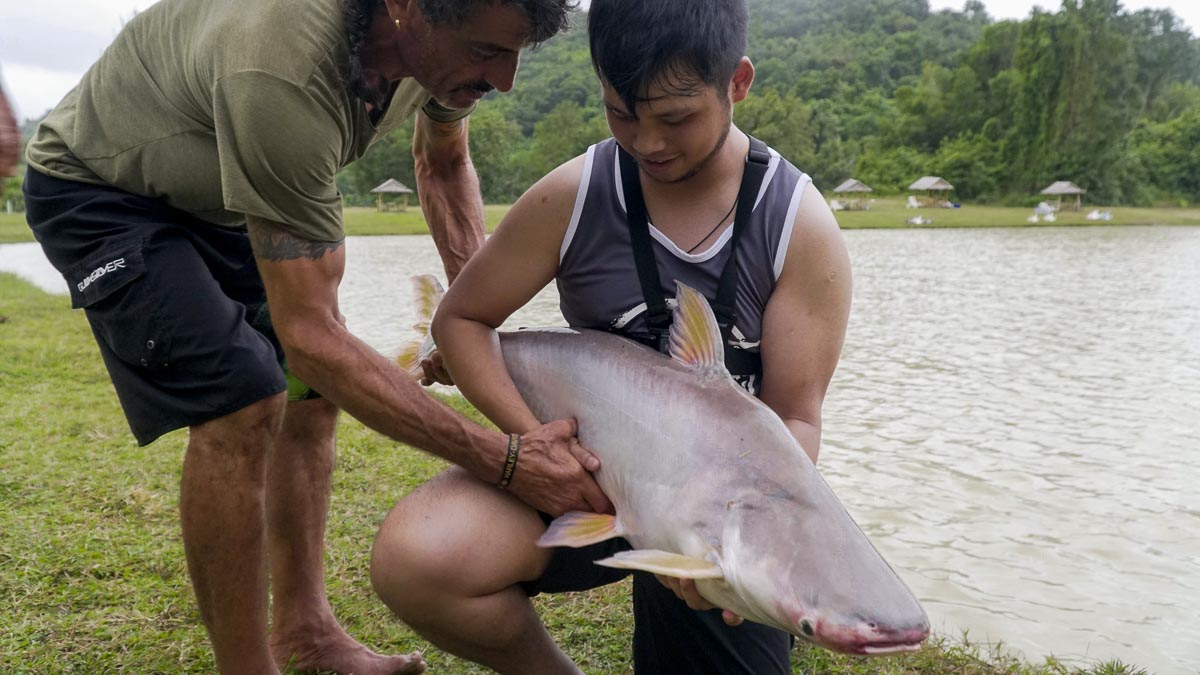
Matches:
[386,0,417,26]
[729,57,755,104]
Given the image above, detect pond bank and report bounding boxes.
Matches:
[4,200,1199,244]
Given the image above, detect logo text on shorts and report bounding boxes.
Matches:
[77,258,127,293]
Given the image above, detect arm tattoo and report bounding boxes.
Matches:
[248,220,344,261]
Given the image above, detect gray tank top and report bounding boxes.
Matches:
[556,137,812,395]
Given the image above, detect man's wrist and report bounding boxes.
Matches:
[497,433,521,489]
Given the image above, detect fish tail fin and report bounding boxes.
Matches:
[393,275,445,376]
[537,512,623,548]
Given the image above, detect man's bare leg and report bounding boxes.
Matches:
[267,397,424,675]
[370,468,582,675]
[181,393,286,675]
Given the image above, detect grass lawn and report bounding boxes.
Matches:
[831,197,1200,229]
[0,272,1150,673]
[341,205,512,237]
[5,199,1199,245]
[1,211,34,243]
[0,207,513,244]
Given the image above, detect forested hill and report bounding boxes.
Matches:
[343,0,1199,206]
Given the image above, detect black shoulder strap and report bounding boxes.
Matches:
[618,136,772,352]
[714,136,770,341]
[618,147,673,350]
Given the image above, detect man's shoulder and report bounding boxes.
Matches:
[200,0,347,88]
[535,146,602,198]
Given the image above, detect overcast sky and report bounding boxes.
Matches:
[1,0,1196,121]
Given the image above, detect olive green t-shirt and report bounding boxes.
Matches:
[26,0,470,242]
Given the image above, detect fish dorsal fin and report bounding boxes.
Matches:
[411,274,446,337]
[594,549,724,579]
[669,282,726,374]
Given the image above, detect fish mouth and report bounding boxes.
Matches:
[812,623,929,656]
[856,639,925,655]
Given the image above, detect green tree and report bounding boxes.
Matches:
[338,119,417,207]
[510,101,609,189]
[466,105,526,203]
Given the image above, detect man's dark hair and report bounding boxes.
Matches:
[416,0,576,44]
[344,0,576,104]
[588,0,748,118]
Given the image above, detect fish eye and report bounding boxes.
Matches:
[799,619,815,637]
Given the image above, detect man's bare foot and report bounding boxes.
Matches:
[271,624,425,675]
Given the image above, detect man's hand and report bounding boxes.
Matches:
[655,576,745,626]
[506,418,611,517]
[418,350,454,386]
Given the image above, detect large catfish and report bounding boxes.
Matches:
[404,275,930,655]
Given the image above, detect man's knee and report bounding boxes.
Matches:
[189,392,287,461]
[276,397,339,461]
[370,469,547,615]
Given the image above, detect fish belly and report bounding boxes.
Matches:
[499,329,739,548]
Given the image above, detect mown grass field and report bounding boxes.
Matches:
[829,198,1200,228]
[0,272,1148,674]
[0,206,513,244]
[3,199,1199,245]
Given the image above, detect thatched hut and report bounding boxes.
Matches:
[371,178,414,212]
[908,176,954,207]
[831,178,873,210]
[1040,181,1086,212]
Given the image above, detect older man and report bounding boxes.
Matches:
[22,1,604,673]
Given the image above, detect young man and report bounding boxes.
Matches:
[369,0,852,672]
[22,1,602,673]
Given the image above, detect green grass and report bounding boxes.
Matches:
[341,205,512,237]
[1,212,34,243]
[832,197,1200,229]
[5,199,1198,245]
[0,272,1149,673]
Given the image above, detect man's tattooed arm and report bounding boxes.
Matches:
[247,216,344,262]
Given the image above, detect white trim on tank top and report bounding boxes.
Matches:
[610,143,783,263]
[613,143,781,214]
[558,144,598,262]
[772,173,813,280]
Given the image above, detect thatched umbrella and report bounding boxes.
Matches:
[371,178,414,212]
[832,178,873,210]
[1040,181,1086,212]
[833,178,873,194]
[908,176,954,206]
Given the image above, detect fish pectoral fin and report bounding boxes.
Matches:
[537,512,623,548]
[594,550,724,579]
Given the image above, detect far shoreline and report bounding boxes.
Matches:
[3,201,1199,244]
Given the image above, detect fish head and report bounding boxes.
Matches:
[716,485,930,655]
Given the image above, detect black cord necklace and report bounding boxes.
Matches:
[685,198,738,254]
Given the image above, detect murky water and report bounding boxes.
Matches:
[4,226,1198,673]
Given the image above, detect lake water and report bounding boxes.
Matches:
[3,226,1198,673]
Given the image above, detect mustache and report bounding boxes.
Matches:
[456,81,494,96]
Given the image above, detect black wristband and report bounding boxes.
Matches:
[498,433,521,489]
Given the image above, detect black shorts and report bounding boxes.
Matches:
[23,169,290,445]
[525,512,793,675]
